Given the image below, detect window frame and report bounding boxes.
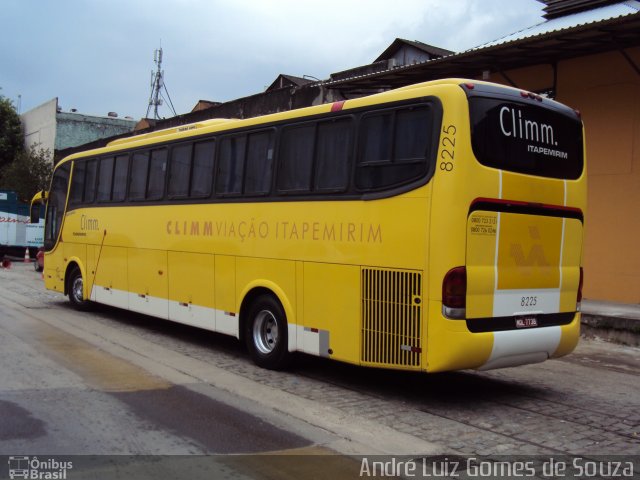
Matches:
[61,96,442,209]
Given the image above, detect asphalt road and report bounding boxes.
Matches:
[1,261,639,479]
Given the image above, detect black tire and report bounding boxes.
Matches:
[244,294,291,370]
[67,266,91,310]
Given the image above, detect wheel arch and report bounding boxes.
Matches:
[238,281,297,352]
[63,258,86,298]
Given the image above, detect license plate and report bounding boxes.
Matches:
[515,316,538,328]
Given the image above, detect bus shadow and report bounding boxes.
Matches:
[75,302,547,408]
[291,353,548,409]
[83,302,246,358]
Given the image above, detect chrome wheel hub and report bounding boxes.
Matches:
[72,276,84,303]
[252,310,278,354]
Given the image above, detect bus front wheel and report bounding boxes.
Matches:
[244,294,290,370]
[68,266,91,311]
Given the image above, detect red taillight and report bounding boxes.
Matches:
[442,266,467,319]
[577,267,584,305]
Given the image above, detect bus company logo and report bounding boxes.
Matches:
[509,226,550,269]
[79,215,99,231]
[165,218,384,244]
[499,105,569,159]
[8,456,73,479]
[499,106,556,146]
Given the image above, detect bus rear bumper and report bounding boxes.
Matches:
[426,302,580,372]
[477,326,561,370]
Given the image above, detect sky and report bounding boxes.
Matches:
[1,0,544,120]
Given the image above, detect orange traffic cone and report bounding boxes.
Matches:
[24,248,31,263]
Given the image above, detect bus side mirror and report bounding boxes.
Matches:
[30,190,47,224]
[30,207,40,224]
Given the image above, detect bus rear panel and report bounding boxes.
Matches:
[427,81,585,372]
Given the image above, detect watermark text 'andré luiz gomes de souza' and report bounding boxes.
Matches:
[358,456,635,478]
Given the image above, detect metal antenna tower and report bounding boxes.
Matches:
[146,46,177,119]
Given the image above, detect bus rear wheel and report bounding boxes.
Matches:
[68,266,91,310]
[244,294,290,370]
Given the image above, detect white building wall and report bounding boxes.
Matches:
[21,98,57,153]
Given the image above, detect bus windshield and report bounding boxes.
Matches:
[469,96,584,180]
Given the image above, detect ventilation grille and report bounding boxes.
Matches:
[361,268,422,367]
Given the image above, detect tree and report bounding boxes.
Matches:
[0,94,24,179]
[0,145,53,202]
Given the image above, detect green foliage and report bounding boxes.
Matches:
[0,145,53,202]
[0,95,24,176]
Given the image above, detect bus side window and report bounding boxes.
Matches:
[244,131,274,195]
[216,135,246,195]
[168,143,193,199]
[112,154,129,202]
[147,148,167,200]
[167,143,192,198]
[278,124,314,193]
[97,157,115,202]
[84,159,98,203]
[44,163,70,251]
[356,105,432,191]
[315,118,352,192]
[394,107,431,162]
[360,112,393,164]
[130,151,150,201]
[70,160,86,204]
[191,140,215,198]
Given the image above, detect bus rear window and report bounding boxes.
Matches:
[469,97,583,180]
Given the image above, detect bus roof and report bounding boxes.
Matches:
[106,118,239,148]
[55,78,539,166]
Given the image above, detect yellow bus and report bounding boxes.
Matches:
[36,79,586,372]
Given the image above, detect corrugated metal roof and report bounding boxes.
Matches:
[475,0,640,50]
[321,0,639,91]
[321,4,639,93]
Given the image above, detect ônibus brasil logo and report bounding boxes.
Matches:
[7,456,73,479]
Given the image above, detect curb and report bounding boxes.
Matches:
[581,313,640,347]
[580,300,640,347]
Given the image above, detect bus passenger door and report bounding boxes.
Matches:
[128,248,168,319]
